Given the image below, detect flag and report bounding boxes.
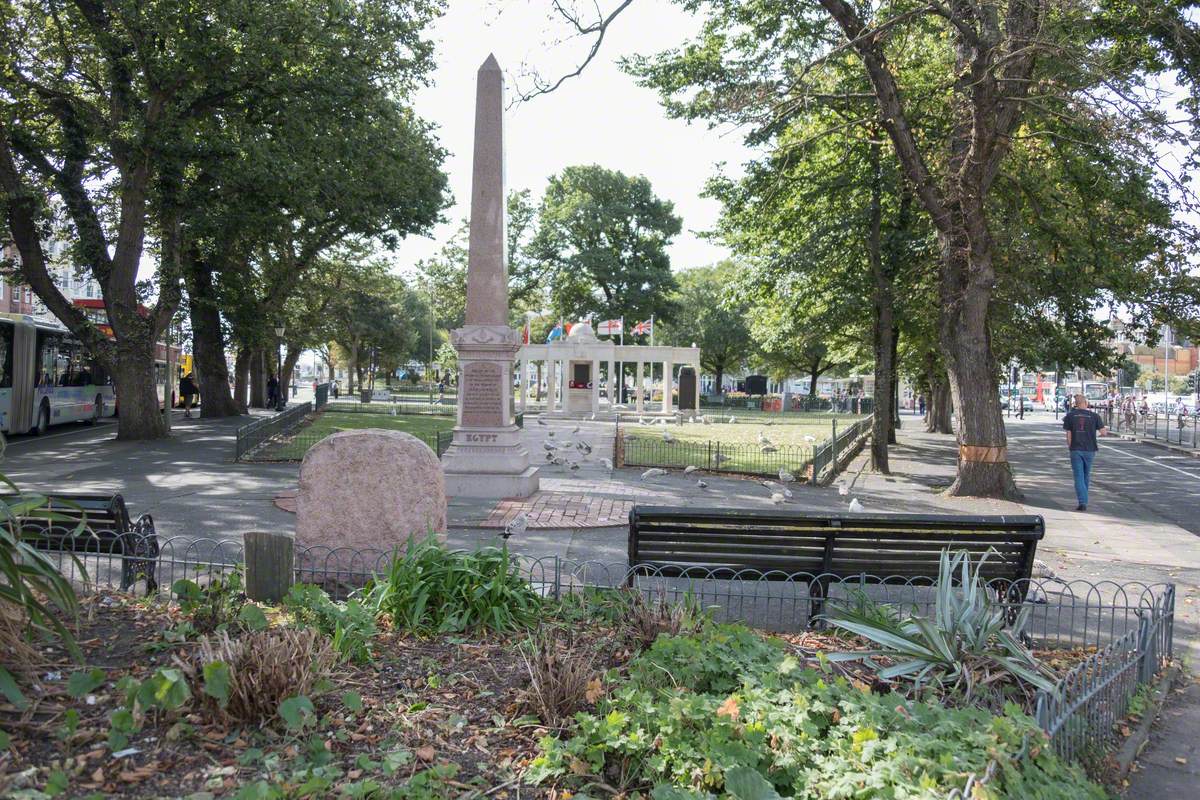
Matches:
[546,323,564,342]
[632,319,653,336]
[522,320,530,344]
[597,319,623,336]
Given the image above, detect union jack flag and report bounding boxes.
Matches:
[632,319,653,336]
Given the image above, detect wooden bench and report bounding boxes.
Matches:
[627,506,1044,618]
[6,493,160,594]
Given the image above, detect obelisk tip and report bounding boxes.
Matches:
[480,53,501,72]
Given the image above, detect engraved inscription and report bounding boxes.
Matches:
[460,362,505,427]
[466,433,498,442]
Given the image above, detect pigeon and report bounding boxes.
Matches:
[662,431,676,444]
[701,415,711,425]
[760,480,777,490]
[763,419,773,426]
[601,457,613,470]
[761,445,778,453]
[559,440,573,448]
[543,442,557,451]
[638,416,646,425]
[551,456,566,466]
[849,498,865,512]
[569,461,580,471]
[641,468,667,480]
[547,431,555,438]
[713,453,731,464]
[728,415,737,424]
[572,425,580,434]
[771,492,786,505]
[587,412,597,421]
[780,487,794,499]
[757,432,770,444]
[778,468,796,483]
[696,479,708,489]
[502,512,528,540]
[576,441,592,455]
[837,484,849,496]
[684,465,699,475]
[536,417,547,426]
[803,434,816,443]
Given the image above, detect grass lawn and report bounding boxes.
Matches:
[622,412,868,476]
[254,409,456,461]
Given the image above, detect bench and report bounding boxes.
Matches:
[6,493,160,594]
[627,506,1044,619]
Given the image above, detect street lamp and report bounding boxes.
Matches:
[274,324,286,412]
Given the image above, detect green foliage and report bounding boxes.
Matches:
[278,696,317,732]
[0,485,82,661]
[282,584,378,664]
[202,661,232,709]
[172,572,247,634]
[626,623,786,695]
[107,668,192,751]
[532,165,682,325]
[528,623,1106,799]
[663,263,755,389]
[364,538,540,635]
[824,550,1057,709]
[66,668,106,699]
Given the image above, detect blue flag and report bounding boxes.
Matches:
[546,323,564,342]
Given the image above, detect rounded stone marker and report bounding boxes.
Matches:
[296,429,447,557]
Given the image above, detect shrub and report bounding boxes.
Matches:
[528,623,1107,799]
[188,628,335,724]
[824,549,1057,710]
[364,537,540,634]
[625,623,786,695]
[519,628,598,725]
[172,571,246,634]
[620,589,704,650]
[282,583,378,664]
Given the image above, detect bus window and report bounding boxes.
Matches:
[36,331,62,388]
[0,324,11,388]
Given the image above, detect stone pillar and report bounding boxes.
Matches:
[546,359,557,413]
[591,358,601,415]
[663,360,674,414]
[518,357,527,412]
[607,359,615,411]
[441,55,537,498]
[636,361,644,413]
[694,360,702,411]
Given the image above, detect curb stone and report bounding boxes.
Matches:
[1115,664,1181,784]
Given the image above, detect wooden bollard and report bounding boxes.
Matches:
[243,531,294,603]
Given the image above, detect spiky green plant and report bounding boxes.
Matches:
[824,549,1056,708]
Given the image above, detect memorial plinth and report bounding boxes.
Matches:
[440,55,538,498]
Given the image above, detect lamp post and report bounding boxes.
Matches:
[274,324,286,411]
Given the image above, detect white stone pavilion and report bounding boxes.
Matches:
[516,322,701,419]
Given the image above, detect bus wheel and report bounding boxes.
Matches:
[86,395,103,425]
[34,404,50,436]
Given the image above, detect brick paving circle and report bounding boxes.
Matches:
[482,491,634,529]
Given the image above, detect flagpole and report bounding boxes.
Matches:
[650,314,655,347]
[618,316,624,405]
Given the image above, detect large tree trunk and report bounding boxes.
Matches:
[249,348,267,408]
[889,327,900,444]
[714,365,724,396]
[939,230,1020,499]
[281,346,302,400]
[927,373,954,434]
[112,336,168,440]
[233,347,251,412]
[190,293,239,418]
[867,147,895,474]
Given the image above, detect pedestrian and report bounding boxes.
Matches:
[266,374,279,408]
[179,373,198,418]
[1063,394,1107,512]
[438,379,445,403]
[331,379,339,399]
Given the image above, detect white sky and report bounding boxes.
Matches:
[390,0,749,274]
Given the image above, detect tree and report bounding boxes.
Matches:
[0,0,442,437]
[532,165,681,324]
[662,262,753,394]
[532,0,1200,498]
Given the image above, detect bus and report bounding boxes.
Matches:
[0,313,116,435]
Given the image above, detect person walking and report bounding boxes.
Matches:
[1063,394,1107,512]
[179,373,198,418]
[266,375,279,408]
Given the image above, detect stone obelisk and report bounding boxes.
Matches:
[441,55,538,498]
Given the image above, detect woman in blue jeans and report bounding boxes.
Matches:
[1062,394,1107,511]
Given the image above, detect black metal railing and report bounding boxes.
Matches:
[233,401,312,460]
[1101,406,1198,449]
[621,434,815,478]
[315,382,329,409]
[701,395,875,415]
[811,415,873,483]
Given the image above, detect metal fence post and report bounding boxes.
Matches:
[1135,613,1154,683]
[832,419,839,467]
[707,440,713,470]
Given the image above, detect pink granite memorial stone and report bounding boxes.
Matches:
[296,429,446,558]
[440,54,538,498]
